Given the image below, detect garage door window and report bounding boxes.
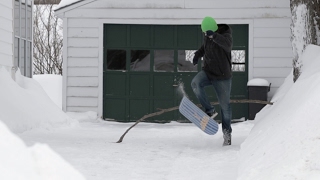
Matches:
[231,50,246,72]
[154,50,174,72]
[106,49,126,70]
[177,50,197,72]
[130,50,150,71]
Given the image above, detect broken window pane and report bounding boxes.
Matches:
[130,50,151,71]
[177,50,197,72]
[154,50,174,72]
[231,50,245,72]
[107,50,126,70]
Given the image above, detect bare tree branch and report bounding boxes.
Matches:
[33,4,63,75]
[116,99,273,143]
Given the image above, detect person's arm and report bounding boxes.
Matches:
[211,33,233,52]
[192,45,205,65]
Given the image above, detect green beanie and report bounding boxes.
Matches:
[201,16,218,32]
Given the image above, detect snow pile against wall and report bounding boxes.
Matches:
[0,67,77,133]
[33,75,63,109]
[237,45,320,179]
[0,120,85,180]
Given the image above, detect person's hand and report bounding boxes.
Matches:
[205,30,215,37]
[193,53,199,65]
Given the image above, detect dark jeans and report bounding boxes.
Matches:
[191,70,232,133]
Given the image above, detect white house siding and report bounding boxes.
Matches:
[65,20,100,112]
[56,0,292,114]
[253,18,292,96]
[0,1,13,68]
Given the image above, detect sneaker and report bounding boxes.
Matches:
[223,129,231,146]
[207,111,218,119]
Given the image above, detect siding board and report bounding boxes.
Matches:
[68,18,98,28]
[254,18,291,28]
[68,47,99,58]
[67,106,98,112]
[254,48,293,58]
[0,29,13,45]
[82,0,289,9]
[0,41,12,56]
[68,57,99,67]
[67,97,98,107]
[65,8,291,19]
[68,27,99,38]
[254,27,291,38]
[0,54,13,66]
[0,17,13,32]
[262,78,286,88]
[185,0,289,9]
[253,67,292,78]
[254,58,292,68]
[68,67,99,77]
[68,37,99,48]
[254,38,291,48]
[0,2,13,67]
[67,76,99,86]
[0,4,12,20]
[67,87,98,97]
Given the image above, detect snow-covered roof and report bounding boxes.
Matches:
[54,0,84,11]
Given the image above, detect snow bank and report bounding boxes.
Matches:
[0,119,85,180]
[33,75,62,109]
[238,45,320,179]
[0,68,77,133]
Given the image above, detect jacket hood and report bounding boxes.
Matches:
[217,24,232,34]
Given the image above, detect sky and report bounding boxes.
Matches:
[1,44,320,179]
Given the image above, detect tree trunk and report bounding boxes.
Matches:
[290,0,320,82]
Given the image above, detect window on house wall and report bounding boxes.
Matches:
[14,0,33,77]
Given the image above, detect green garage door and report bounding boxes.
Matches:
[103,24,248,122]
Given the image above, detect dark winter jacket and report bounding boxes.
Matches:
[195,24,233,80]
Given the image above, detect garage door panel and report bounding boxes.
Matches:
[153,74,175,97]
[130,25,151,47]
[129,74,150,96]
[154,25,175,48]
[129,99,150,120]
[104,99,126,121]
[151,99,174,122]
[105,73,126,96]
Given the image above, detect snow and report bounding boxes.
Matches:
[238,45,320,180]
[247,78,270,87]
[0,68,84,179]
[0,68,76,133]
[2,45,320,179]
[33,74,62,109]
[55,0,82,10]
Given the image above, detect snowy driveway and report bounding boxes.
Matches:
[19,120,253,180]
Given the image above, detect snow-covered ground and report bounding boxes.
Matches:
[1,45,320,179]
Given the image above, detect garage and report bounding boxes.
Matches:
[54,0,292,120]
